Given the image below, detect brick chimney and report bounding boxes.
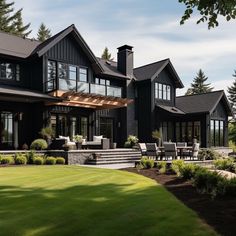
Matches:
[117,45,133,77]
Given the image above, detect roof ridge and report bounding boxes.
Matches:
[134,58,169,70]
[176,90,224,98]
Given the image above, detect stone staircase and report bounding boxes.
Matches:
[85,149,142,165]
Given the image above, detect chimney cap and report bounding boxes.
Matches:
[117,44,133,51]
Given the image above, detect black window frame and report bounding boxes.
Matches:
[0,62,20,81]
[210,119,224,147]
[46,60,57,92]
[155,82,171,101]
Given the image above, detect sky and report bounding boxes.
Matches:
[14,0,236,95]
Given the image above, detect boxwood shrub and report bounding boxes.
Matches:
[1,155,15,165]
[140,157,154,169]
[15,154,27,165]
[45,157,56,165]
[34,156,44,165]
[157,161,167,174]
[30,139,48,150]
[171,160,185,176]
[56,157,65,165]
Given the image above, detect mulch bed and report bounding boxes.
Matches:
[124,168,236,236]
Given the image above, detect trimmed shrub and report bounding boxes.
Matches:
[1,155,14,165]
[213,158,234,172]
[171,160,185,176]
[179,163,198,180]
[34,156,44,165]
[45,157,56,165]
[140,157,154,169]
[127,135,139,147]
[30,139,48,150]
[56,157,65,165]
[198,148,222,160]
[157,161,167,174]
[124,141,132,148]
[26,151,36,164]
[15,154,27,165]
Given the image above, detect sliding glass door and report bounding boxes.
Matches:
[210,119,224,146]
[100,118,113,141]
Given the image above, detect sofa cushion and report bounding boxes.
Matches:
[93,135,103,142]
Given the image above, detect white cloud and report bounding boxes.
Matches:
[13,0,236,95]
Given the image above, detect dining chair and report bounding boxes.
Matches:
[163,143,177,160]
[146,143,159,160]
[138,143,147,156]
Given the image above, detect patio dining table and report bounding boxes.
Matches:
[159,146,193,159]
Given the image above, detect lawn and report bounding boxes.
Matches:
[0,166,216,236]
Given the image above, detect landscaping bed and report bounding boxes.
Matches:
[124,167,236,236]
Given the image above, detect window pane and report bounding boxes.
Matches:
[0,63,16,80]
[100,79,106,85]
[47,61,56,80]
[220,121,224,146]
[210,120,214,146]
[47,80,55,91]
[81,117,88,138]
[187,122,192,144]
[16,64,20,81]
[215,120,219,146]
[95,78,99,84]
[155,83,158,98]
[58,63,67,79]
[106,80,110,86]
[176,122,181,142]
[50,115,57,137]
[1,112,13,147]
[167,85,171,100]
[69,65,77,80]
[79,68,87,82]
[194,121,201,143]
[158,83,162,99]
[163,84,167,100]
[59,79,76,91]
[181,122,186,142]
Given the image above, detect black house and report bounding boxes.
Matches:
[0,24,232,149]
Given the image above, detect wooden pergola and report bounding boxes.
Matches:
[46,90,133,109]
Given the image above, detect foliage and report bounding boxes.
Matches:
[198,148,222,160]
[185,69,213,95]
[124,141,132,148]
[34,156,44,165]
[73,135,83,143]
[227,72,236,116]
[213,158,235,172]
[229,122,236,144]
[179,0,236,29]
[39,126,54,140]
[229,140,236,152]
[179,163,199,180]
[192,168,228,198]
[37,22,51,42]
[56,157,65,165]
[30,139,48,150]
[0,155,14,164]
[152,130,162,140]
[0,0,31,36]
[127,135,139,147]
[157,161,167,174]
[171,160,185,176]
[26,150,36,164]
[15,154,27,165]
[140,157,155,169]
[45,156,56,165]
[101,47,113,60]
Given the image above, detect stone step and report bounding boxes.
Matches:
[87,159,140,165]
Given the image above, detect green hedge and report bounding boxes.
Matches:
[56,157,65,165]
[45,157,56,165]
[1,155,15,165]
[30,139,48,150]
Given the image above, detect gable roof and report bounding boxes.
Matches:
[176,90,232,116]
[0,31,40,58]
[96,58,132,80]
[134,59,184,88]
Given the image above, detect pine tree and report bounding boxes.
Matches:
[0,1,31,37]
[37,23,51,42]
[101,47,112,60]
[227,71,236,116]
[12,8,31,37]
[185,69,213,95]
[0,0,15,33]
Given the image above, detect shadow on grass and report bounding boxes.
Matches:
[0,182,215,236]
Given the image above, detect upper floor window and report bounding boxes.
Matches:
[0,63,20,81]
[79,68,87,82]
[59,63,76,91]
[155,82,171,101]
[95,78,110,86]
[46,61,56,92]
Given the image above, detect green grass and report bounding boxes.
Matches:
[0,166,216,236]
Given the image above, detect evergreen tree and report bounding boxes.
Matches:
[227,71,236,116]
[12,8,31,37]
[101,47,112,60]
[185,69,213,95]
[0,0,15,33]
[37,23,51,42]
[0,0,31,37]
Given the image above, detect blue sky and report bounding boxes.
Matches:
[14,0,236,95]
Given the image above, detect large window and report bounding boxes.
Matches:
[46,61,56,92]
[210,120,224,146]
[79,68,87,82]
[0,112,13,148]
[58,63,76,91]
[155,82,171,100]
[0,63,20,81]
[160,122,173,142]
